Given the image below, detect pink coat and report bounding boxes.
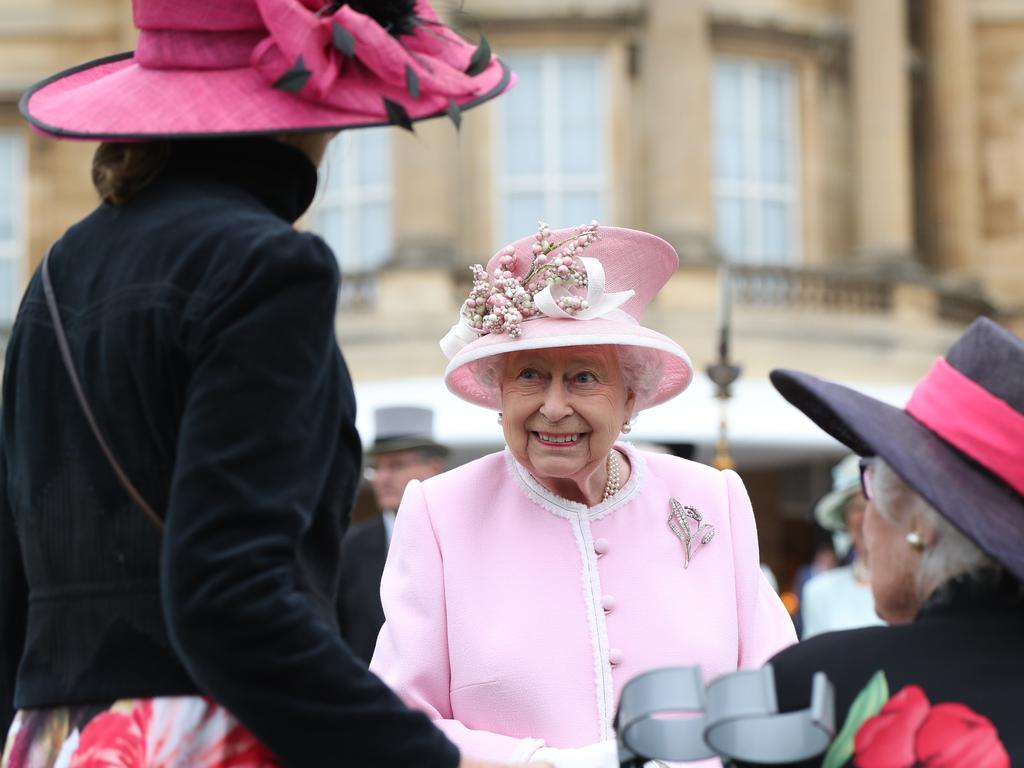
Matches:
[369,443,797,762]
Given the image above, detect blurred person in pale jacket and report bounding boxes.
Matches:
[799,455,885,639]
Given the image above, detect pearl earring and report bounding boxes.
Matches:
[906,531,924,551]
[621,421,632,434]
[497,412,503,426]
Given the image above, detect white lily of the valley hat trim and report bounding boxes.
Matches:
[440,256,635,360]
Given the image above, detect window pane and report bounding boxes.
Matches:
[715,197,746,262]
[317,208,351,268]
[761,135,788,184]
[761,201,789,263]
[321,138,351,193]
[360,203,392,270]
[0,133,20,322]
[713,59,798,263]
[502,56,544,176]
[0,136,14,240]
[760,67,790,183]
[714,62,744,180]
[504,192,545,244]
[560,55,602,174]
[357,129,391,187]
[561,191,602,228]
[499,51,607,244]
[312,129,393,279]
[0,258,17,323]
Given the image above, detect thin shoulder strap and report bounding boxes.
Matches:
[41,247,164,531]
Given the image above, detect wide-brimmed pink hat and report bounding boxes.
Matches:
[441,222,693,411]
[20,0,512,140]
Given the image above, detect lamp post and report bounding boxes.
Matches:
[706,260,741,471]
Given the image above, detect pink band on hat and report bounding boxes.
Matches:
[132,0,265,32]
[136,30,265,69]
[906,358,1024,495]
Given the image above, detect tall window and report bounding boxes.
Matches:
[714,58,800,264]
[496,51,607,244]
[313,128,393,302]
[0,132,23,325]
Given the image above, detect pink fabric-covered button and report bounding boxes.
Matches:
[601,595,616,614]
[594,538,610,556]
[608,648,624,666]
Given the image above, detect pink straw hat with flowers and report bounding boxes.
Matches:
[20,0,512,140]
[441,222,694,411]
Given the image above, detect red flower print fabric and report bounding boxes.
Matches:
[915,702,1010,768]
[1,697,277,768]
[853,686,930,767]
[853,685,1009,768]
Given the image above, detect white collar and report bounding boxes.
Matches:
[382,509,397,546]
[506,441,646,521]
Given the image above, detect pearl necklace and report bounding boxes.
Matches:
[602,450,621,500]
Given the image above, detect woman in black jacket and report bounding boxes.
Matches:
[0,2,527,767]
[766,317,1024,768]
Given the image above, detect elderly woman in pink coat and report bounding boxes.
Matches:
[369,222,796,767]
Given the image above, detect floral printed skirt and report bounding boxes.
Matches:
[1,696,277,768]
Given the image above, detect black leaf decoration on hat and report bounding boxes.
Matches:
[405,65,421,99]
[274,56,312,93]
[446,98,462,130]
[465,34,491,77]
[345,0,419,37]
[383,97,414,132]
[332,22,356,58]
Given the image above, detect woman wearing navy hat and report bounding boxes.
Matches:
[767,317,1024,766]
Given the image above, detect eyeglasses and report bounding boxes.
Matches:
[858,458,875,501]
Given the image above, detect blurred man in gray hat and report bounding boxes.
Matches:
[338,406,449,663]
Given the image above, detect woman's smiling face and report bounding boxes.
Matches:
[499,345,635,496]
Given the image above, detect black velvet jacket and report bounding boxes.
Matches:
[0,139,459,767]
[767,575,1024,767]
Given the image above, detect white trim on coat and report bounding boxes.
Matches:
[504,443,648,739]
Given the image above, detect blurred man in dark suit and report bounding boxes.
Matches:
[338,406,448,663]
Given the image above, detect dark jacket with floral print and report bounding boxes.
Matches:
[0,138,459,768]
[766,575,1024,767]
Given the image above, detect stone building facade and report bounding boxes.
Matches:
[2,0,1022,583]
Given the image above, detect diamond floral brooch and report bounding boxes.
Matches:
[668,498,715,569]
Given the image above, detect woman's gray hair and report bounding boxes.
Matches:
[872,459,1000,596]
[614,345,664,407]
[471,344,664,411]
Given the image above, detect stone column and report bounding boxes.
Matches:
[115,0,138,49]
[924,0,979,274]
[851,0,914,261]
[391,118,458,267]
[643,0,713,262]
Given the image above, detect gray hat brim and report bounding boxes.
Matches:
[367,437,450,457]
